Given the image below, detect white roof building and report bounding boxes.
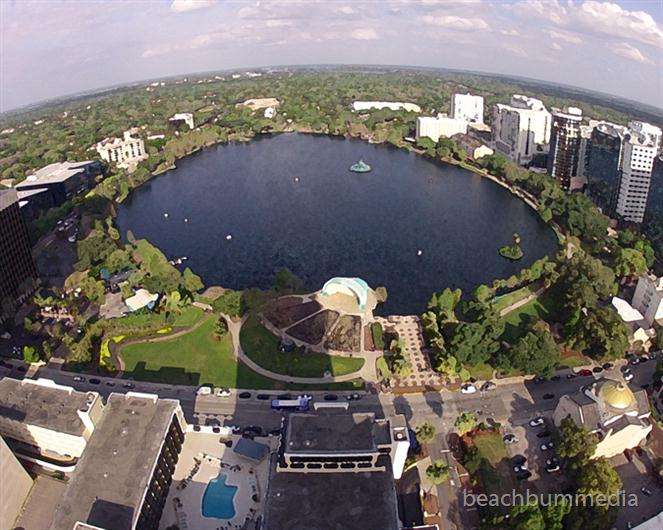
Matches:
[240,98,280,110]
[95,129,147,169]
[416,114,468,142]
[16,161,98,188]
[451,93,484,124]
[492,94,552,165]
[124,289,159,312]
[169,112,194,129]
[352,101,421,113]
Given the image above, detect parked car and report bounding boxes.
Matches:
[529,417,545,427]
[512,455,527,466]
[460,384,477,394]
[243,425,263,436]
[481,381,497,391]
[122,382,135,389]
[346,393,362,400]
[238,392,252,399]
[639,355,649,363]
[641,487,652,496]
[256,394,271,400]
[536,430,551,438]
[503,434,518,444]
[105,381,115,387]
[540,442,554,451]
[592,366,603,373]
[624,449,633,462]
[630,358,641,366]
[546,463,560,473]
[566,373,576,379]
[516,470,532,480]
[196,386,212,396]
[550,375,561,381]
[577,369,593,376]
[602,362,614,370]
[215,387,232,397]
[73,376,85,382]
[89,378,101,385]
[543,393,555,400]
[514,463,528,473]
[324,394,339,401]
[193,425,202,432]
[228,425,241,433]
[533,377,546,384]
[624,372,634,381]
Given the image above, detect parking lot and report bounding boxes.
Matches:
[613,452,663,530]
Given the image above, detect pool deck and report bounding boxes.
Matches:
[159,432,275,530]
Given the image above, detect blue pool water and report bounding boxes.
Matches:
[202,474,238,519]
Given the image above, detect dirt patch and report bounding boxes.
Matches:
[286,309,339,344]
[265,300,322,329]
[201,286,227,299]
[324,315,361,352]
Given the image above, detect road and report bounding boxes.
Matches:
[0,357,658,530]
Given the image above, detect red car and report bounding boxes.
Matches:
[577,369,593,377]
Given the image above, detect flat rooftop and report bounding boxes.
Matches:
[0,378,97,436]
[264,461,400,530]
[285,412,386,453]
[15,161,95,187]
[50,393,179,530]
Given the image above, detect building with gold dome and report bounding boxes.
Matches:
[553,377,652,459]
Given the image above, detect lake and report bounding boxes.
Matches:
[117,133,558,314]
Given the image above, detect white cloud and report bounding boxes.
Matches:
[500,29,519,36]
[502,43,528,58]
[550,42,562,51]
[170,0,215,13]
[265,19,293,28]
[420,15,488,31]
[351,28,379,40]
[609,42,654,65]
[547,29,582,45]
[336,6,355,15]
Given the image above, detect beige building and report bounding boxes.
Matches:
[451,133,494,160]
[240,97,280,111]
[95,128,148,169]
[553,378,652,459]
[0,378,104,459]
[416,114,468,143]
[0,435,33,530]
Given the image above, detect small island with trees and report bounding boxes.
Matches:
[499,232,523,261]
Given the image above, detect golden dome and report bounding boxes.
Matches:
[598,380,635,410]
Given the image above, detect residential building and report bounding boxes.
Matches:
[613,121,662,223]
[15,160,103,211]
[547,107,583,190]
[451,93,484,124]
[240,97,280,110]
[576,123,594,178]
[584,120,629,208]
[416,114,468,142]
[168,112,194,129]
[51,392,185,530]
[492,95,551,165]
[0,189,38,305]
[553,377,651,459]
[0,435,33,530]
[451,133,494,160]
[95,129,148,169]
[631,274,663,328]
[353,101,421,113]
[264,412,409,530]
[0,378,104,459]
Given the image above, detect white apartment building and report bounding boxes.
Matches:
[352,101,421,113]
[632,273,663,328]
[169,112,194,129]
[492,94,552,165]
[614,121,662,223]
[0,378,104,459]
[451,93,484,124]
[95,128,148,169]
[416,114,468,142]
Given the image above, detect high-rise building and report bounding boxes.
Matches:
[547,107,583,190]
[416,113,468,142]
[614,121,662,223]
[492,95,551,165]
[451,93,484,124]
[0,189,38,305]
[0,435,33,530]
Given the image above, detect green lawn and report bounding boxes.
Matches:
[467,363,494,380]
[494,284,535,314]
[472,432,518,497]
[500,286,564,343]
[240,315,365,378]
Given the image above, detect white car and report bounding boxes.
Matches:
[68,235,77,243]
[460,384,477,394]
[529,417,545,427]
[540,441,554,451]
[215,387,232,397]
[196,386,212,396]
[624,372,634,381]
[228,424,241,434]
[514,462,528,472]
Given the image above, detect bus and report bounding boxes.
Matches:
[271,397,310,412]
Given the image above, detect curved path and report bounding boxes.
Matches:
[226,314,378,384]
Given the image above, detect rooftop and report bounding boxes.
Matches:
[284,413,385,454]
[15,161,96,188]
[263,463,400,530]
[0,378,98,436]
[0,188,18,210]
[50,393,179,530]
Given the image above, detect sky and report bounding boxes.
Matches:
[0,0,662,112]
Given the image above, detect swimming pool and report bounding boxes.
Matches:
[202,473,238,519]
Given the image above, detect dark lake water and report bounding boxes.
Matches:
[117,134,558,314]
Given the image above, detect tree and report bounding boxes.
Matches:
[273,268,304,292]
[375,286,388,303]
[566,306,630,361]
[212,289,242,316]
[454,411,477,435]
[556,417,597,473]
[613,247,647,277]
[425,460,450,485]
[23,345,40,363]
[499,327,560,377]
[105,248,133,273]
[214,316,229,337]
[79,275,106,305]
[427,288,462,322]
[415,422,436,444]
[182,267,204,293]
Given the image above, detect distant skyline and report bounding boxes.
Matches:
[1,0,661,112]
